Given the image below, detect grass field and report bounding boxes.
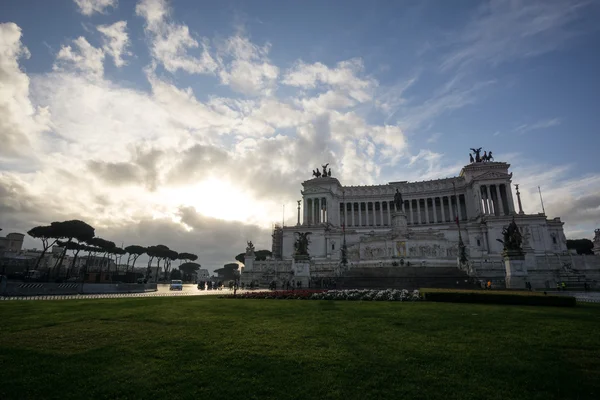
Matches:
[1,297,599,400]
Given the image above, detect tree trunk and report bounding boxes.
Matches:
[155,259,162,283]
[52,239,72,280]
[106,255,112,282]
[164,260,170,281]
[66,249,81,279]
[145,257,154,281]
[33,239,57,270]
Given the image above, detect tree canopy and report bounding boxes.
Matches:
[214,263,240,280]
[178,252,198,262]
[53,220,95,242]
[235,249,272,264]
[180,262,201,275]
[26,219,200,281]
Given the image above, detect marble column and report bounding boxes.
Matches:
[481,186,488,214]
[417,199,422,224]
[457,195,463,220]
[494,185,505,215]
[352,203,356,226]
[379,202,384,226]
[432,198,438,223]
[303,198,308,225]
[505,184,516,214]
[441,196,446,222]
[387,201,392,225]
[424,198,430,224]
[358,202,363,227]
[409,200,414,225]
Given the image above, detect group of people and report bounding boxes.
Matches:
[197,281,225,290]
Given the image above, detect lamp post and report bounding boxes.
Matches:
[340,190,348,273]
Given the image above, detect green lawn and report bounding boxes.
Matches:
[1,297,599,400]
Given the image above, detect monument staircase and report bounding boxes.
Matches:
[553,269,591,290]
[336,266,479,290]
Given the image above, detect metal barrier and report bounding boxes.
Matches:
[1,282,157,297]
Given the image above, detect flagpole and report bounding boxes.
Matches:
[538,186,546,215]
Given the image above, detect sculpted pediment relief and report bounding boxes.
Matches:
[473,171,512,181]
[302,186,328,194]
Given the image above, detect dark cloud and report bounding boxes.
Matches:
[87,160,141,185]
[165,144,229,184]
[98,207,271,272]
[87,145,164,190]
[548,193,600,228]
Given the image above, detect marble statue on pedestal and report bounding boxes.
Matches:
[246,241,255,255]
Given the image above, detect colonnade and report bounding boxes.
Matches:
[302,195,467,227]
[304,197,329,225]
[303,184,513,227]
[479,184,513,216]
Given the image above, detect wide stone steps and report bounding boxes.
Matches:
[337,266,478,290]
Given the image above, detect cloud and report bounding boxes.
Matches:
[514,118,561,134]
[97,21,131,67]
[0,23,50,160]
[74,0,118,16]
[216,35,279,96]
[503,160,600,239]
[394,77,496,132]
[427,132,442,143]
[53,36,105,78]
[283,58,377,103]
[440,0,594,71]
[136,0,218,75]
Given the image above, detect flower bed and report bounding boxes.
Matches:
[221,290,324,300]
[221,289,421,301]
[311,289,421,301]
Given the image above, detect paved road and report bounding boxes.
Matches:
[2,287,599,303]
[0,284,251,301]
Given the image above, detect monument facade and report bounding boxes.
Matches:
[242,149,600,289]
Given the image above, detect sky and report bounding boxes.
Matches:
[1,0,600,272]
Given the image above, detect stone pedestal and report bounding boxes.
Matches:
[240,254,255,286]
[503,250,528,289]
[244,254,255,271]
[391,211,408,237]
[593,229,600,255]
[292,255,311,288]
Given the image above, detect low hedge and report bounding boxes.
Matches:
[420,289,576,307]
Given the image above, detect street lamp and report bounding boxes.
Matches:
[453,182,468,266]
[340,190,348,273]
